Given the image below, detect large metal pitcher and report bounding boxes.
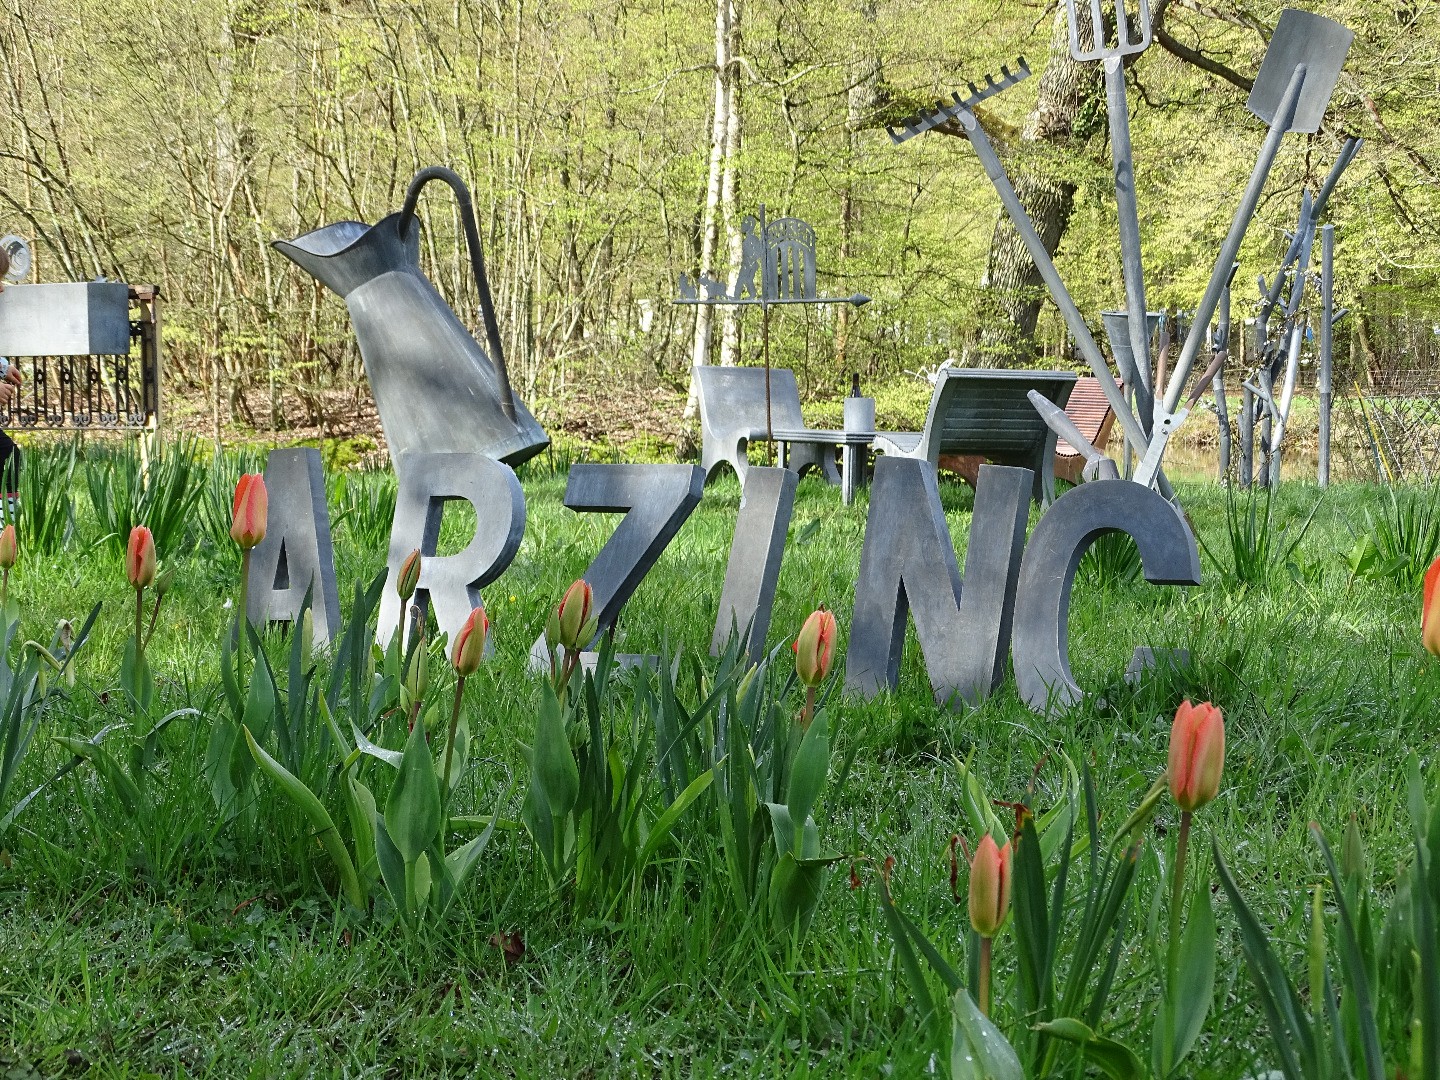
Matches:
[275,167,549,467]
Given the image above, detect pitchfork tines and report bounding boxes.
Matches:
[1066,0,1152,63]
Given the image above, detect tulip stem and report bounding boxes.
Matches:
[441,675,466,816]
[2,567,8,611]
[978,935,993,1018]
[801,687,816,729]
[1168,809,1194,975]
[134,586,145,658]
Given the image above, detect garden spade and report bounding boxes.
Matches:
[1150,8,1353,480]
[1066,0,1155,429]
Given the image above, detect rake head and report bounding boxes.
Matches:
[885,59,1031,145]
[1066,0,1152,63]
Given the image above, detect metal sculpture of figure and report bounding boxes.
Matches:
[275,166,549,469]
[889,5,1356,499]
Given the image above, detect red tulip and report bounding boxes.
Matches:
[126,526,156,590]
[230,474,268,550]
[0,524,16,570]
[793,608,838,687]
[452,606,488,677]
[553,579,595,650]
[1424,556,1440,658]
[1168,701,1225,812]
[968,834,1012,938]
[397,548,423,602]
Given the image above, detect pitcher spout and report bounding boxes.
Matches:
[273,214,419,298]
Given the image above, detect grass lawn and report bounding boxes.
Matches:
[1,443,1437,1078]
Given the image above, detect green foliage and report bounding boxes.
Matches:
[83,436,207,558]
[0,604,99,841]
[1197,485,1319,587]
[1214,755,1440,1080]
[1346,484,1440,588]
[17,438,77,556]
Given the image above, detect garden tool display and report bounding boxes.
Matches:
[1065,0,1155,430]
[892,60,1150,461]
[889,7,1356,500]
[1158,10,1353,426]
[275,166,549,468]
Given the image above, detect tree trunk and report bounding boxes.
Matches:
[682,0,734,420]
[979,1,1101,365]
[717,0,744,368]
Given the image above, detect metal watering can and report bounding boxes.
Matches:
[275,167,549,466]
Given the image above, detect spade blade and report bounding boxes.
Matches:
[1247,9,1353,134]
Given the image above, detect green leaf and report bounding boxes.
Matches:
[786,712,829,829]
[1171,872,1217,1068]
[243,725,364,910]
[1038,1018,1144,1080]
[951,988,1024,1080]
[533,680,579,818]
[1312,827,1385,1080]
[385,720,442,867]
[444,792,506,904]
[636,768,713,870]
[1213,842,1315,1080]
[769,851,826,937]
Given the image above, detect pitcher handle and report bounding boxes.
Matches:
[398,167,518,423]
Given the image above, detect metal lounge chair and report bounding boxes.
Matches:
[694,365,841,487]
[873,368,1078,503]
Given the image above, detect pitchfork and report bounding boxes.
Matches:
[1065,0,1155,433]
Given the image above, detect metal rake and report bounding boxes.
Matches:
[886,59,1031,145]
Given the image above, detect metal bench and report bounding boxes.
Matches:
[873,368,1077,503]
[694,365,841,487]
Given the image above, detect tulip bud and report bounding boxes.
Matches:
[230,473,268,550]
[397,548,422,602]
[792,607,838,688]
[154,565,176,598]
[0,524,16,570]
[404,641,429,704]
[968,834,1012,938]
[1424,556,1440,658]
[126,526,156,590]
[552,579,595,651]
[452,606,488,677]
[1168,700,1225,812]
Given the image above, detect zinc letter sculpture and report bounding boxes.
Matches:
[380,453,526,649]
[246,448,342,647]
[845,459,1031,707]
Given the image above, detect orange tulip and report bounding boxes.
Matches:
[452,606,489,677]
[553,579,595,650]
[230,474,268,550]
[1424,556,1440,658]
[968,834,1012,938]
[397,548,423,602]
[793,608,838,687]
[126,526,156,590]
[1168,700,1225,812]
[0,524,16,570]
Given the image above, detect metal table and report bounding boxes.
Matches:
[772,427,874,505]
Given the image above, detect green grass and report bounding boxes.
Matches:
[1,443,1437,1077]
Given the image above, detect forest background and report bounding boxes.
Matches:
[2,0,1438,454]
